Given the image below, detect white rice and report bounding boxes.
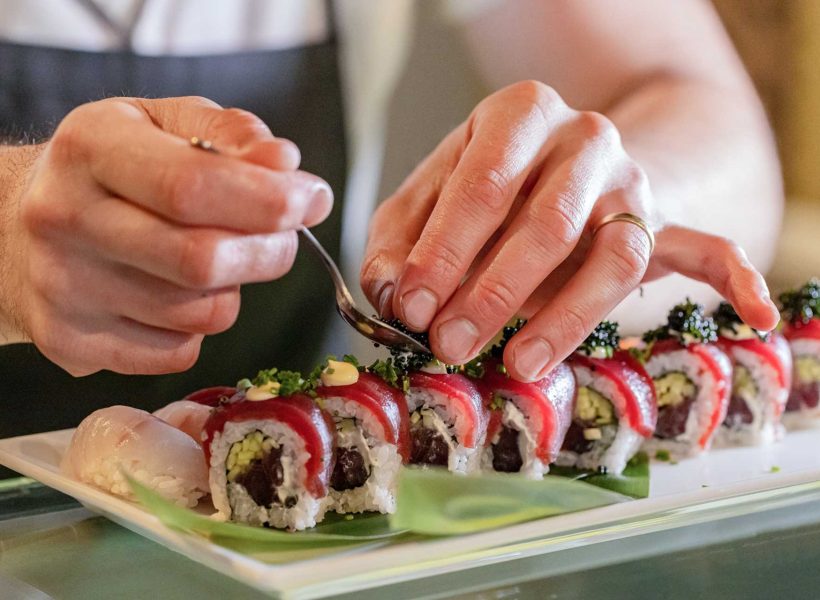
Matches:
[88,456,205,508]
[406,386,484,474]
[482,399,548,480]
[714,345,785,446]
[642,347,727,459]
[556,364,644,474]
[783,338,820,427]
[320,396,403,514]
[208,419,327,531]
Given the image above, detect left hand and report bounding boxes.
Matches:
[361,81,778,381]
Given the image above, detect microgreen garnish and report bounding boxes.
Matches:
[779,278,819,325]
[251,368,311,396]
[490,392,506,411]
[463,357,485,379]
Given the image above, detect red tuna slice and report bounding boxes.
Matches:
[568,350,658,437]
[717,333,793,390]
[783,318,820,342]
[407,372,488,449]
[181,386,237,407]
[316,371,411,462]
[203,394,335,498]
[650,339,732,448]
[478,360,576,463]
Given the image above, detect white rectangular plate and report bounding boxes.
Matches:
[3,427,820,599]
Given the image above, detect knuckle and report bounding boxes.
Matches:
[210,107,271,146]
[183,292,241,334]
[21,196,63,237]
[181,95,221,110]
[507,79,560,106]
[575,111,619,145]
[412,238,464,283]
[49,109,92,165]
[159,162,203,221]
[530,199,583,249]
[454,167,510,213]
[609,234,650,282]
[472,274,521,322]
[558,305,592,344]
[175,232,216,288]
[620,160,650,194]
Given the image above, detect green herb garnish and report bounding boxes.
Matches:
[369,358,402,388]
[578,321,620,357]
[490,392,506,411]
[642,299,718,346]
[770,465,781,473]
[496,363,508,375]
[251,368,311,396]
[779,278,819,325]
[463,357,485,379]
[654,449,671,462]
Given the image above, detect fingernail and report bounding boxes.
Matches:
[305,183,333,225]
[378,283,395,317]
[512,337,553,381]
[400,288,438,330]
[437,318,479,363]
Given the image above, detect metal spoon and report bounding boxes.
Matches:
[186,137,430,354]
[298,227,432,354]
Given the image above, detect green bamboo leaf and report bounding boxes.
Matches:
[548,452,650,499]
[391,467,630,535]
[126,474,406,547]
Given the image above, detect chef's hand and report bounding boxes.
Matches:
[361,81,778,381]
[0,96,332,375]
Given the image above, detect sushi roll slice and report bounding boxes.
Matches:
[712,302,792,444]
[641,300,732,458]
[478,357,575,479]
[314,357,410,514]
[779,279,820,426]
[61,405,209,507]
[203,370,335,531]
[382,319,490,474]
[153,386,236,443]
[561,322,657,474]
[405,368,489,474]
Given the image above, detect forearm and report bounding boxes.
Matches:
[607,75,783,270]
[0,143,44,344]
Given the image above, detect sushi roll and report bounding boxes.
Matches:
[383,319,490,474]
[561,322,657,474]
[153,386,236,443]
[203,370,335,531]
[314,357,410,514]
[405,368,489,474]
[712,302,792,444]
[61,405,209,507]
[779,279,820,426]
[641,300,732,458]
[477,357,575,479]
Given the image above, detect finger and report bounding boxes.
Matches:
[645,225,779,330]
[393,83,565,331]
[59,99,331,233]
[35,253,242,335]
[136,97,301,170]
[503,220,652,382]
[72,197,299,289]
[29,307,204,377]
[427,143,616,364]
[360,126,467,317]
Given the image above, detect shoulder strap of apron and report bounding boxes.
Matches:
[73,0,148,51]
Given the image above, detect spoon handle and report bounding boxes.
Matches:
[297,227,355,306]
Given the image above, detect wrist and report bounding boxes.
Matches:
[0,143,45,345]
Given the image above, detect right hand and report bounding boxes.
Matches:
[0,96,333,376]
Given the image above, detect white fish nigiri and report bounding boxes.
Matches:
[61,405,209,507]
[153,400,212,444]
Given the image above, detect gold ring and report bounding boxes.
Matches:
[592,212,655,255]
[189,136,216,152]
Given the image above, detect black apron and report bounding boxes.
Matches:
[0,13,347,447]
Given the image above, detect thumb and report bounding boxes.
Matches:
[135,96,301,171]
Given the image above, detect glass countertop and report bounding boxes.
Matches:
[2,477,820,599]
